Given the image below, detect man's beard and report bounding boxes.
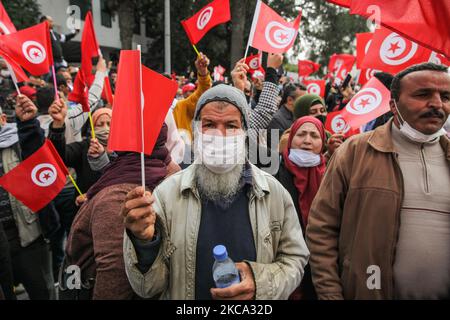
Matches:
[195,163,244,207]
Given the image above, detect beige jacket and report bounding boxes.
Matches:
[124,164,310,300]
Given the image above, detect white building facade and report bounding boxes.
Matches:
[36,0,152,59]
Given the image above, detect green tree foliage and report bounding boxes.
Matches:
[297,0,368,75]
[3,0,41,30]
[109,0,368,77]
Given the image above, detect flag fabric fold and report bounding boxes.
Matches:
[298,60,321,77]
[350,0,450,59]
[108,50,178,156]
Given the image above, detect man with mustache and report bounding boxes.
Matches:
[306,62,450,299]
[121,85,310,300]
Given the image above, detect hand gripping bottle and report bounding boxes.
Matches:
[212,245,241,288]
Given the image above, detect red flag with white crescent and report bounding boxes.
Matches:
[328,53,355,82]
[361,26,432,74]
[350,0,450,59]
[303,79,325,98]
[0,21,53,76]
[181,0,231,45]
[340,77,391,129]
[247,0,301,54]
[0,140,68,212]
[325,110,360,138]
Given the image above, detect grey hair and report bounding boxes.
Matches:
[390,62,449,101]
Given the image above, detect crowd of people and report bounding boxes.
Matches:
[0,14,449,301]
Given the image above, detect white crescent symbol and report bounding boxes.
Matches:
[331,115,350,134]
[380,33,418,66]
[265,21,296,49]
[346,88,382,115]
[31,163,57,187]
[22,41,46,64]
[197,7,213,30]
[307,83,321,95]
[365,68,377,80]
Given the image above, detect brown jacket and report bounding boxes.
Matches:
[305,120,450,300]
[65,183,139,300]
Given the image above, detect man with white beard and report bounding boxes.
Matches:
[121,85,309,300]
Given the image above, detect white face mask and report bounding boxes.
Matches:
[288,149,321,167]
[194,131,246,174]
[444,116,450,133]
[393,100,446,143]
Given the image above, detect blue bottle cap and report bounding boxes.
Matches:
[213,245,228,261]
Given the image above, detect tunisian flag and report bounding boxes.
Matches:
[328,53,355,82]
[181,0,231,45]
[0,140,68,212]
[298,60,320,77]
[247,0,301,54]
[350,0,450,59]
[108,50,178,155]
[325,110,360,138]
[303,79,325,98]
[0,21,53,76]
[340,77,391,129]
[245,53,265,77]
[361,26,432,74]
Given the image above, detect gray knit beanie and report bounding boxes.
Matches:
[192,84,250,132]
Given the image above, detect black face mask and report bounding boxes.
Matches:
[245,94,251,104]
[315,114,327,125]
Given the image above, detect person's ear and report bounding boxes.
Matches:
[389,99,398,116]
[0,114,7,126]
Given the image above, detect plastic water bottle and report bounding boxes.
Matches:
[212,245,240,288]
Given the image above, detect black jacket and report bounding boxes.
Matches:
[266,105,294,152]
[274,159,303,231]
[50,30,77,63]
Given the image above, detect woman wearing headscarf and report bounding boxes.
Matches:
[276,116,327,300]
[59,124,179,300]
[279,94,344,160]
[48,107,114,205]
